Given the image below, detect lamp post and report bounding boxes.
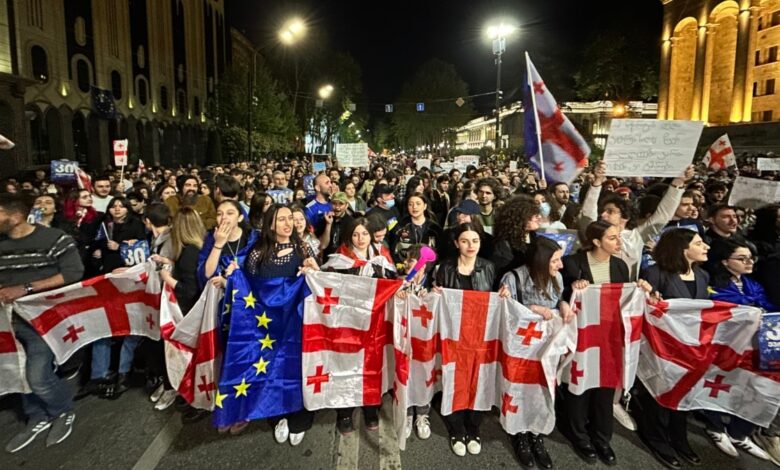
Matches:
[247,17,306,161]
[486,22,516,150]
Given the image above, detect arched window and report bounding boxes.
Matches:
[176,89,187,114]
[193,97,200,116]
[31,46,48,83]
[76,59,90,92]
[136,77,148,106]
[160,86,169,110]
[111,71,122,100]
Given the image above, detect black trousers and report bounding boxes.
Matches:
[269,408,315,433]
[633,382,689,455]
[337,406,380,422]
[442,410,483,439]
[561,386,614,447]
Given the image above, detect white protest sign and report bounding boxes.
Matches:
[113,139,128,166]
[757,158,780,171]
[440,161,454,171]
[454,155,479,172]
[336,143,369,168]
[728,176,780,209]
[416,158,431,170]
[509,161,518,171]
[603,119,703,177]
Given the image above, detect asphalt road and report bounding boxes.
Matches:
[0,379,776,470]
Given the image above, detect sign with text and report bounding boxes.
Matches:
[50,160,79,183]
[113,139,128,167]
[416,158,431,170]
[120,240,150,267]
[603,119,702,177]
[728,176,780,209]
[758,158,780,171]
[336,143,369,168]
[509,161,518,171]
[454,155,479,172]
[759,313,780,371]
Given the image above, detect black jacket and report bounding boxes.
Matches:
[434,257,496,292]
[640,264,710,300]
[561,251,630,300]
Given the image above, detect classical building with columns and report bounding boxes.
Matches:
[0,0,230,176]
[659,0,780,125]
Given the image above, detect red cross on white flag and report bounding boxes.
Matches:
[0,134,15,150]
[701,133,736,170]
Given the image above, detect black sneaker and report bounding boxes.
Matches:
[363,408,379,431]
[513,433,535,468]
[74,379,101,401]
[174,395,190,412]
[337,415,354,435]
[529,434,553,469]
[181,407,210,424]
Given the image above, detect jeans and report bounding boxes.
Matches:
[90,336,142,379]
[406,404,431,417]
[13,319,73,421]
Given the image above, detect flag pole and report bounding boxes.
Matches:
[525,52,546,182]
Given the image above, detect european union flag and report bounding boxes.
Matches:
[91,86,117,119]
[213,269,310,427]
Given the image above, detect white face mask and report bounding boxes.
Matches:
[539,202,551,218]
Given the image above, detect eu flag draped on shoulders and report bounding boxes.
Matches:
[213,268,310,427]
[524,53,590,184]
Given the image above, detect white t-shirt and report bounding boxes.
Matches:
[92,195,111,213]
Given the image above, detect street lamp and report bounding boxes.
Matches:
[247,17,307,161]
[485,21,516,150]
[318,84,334,100]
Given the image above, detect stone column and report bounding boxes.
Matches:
[658,38,672,120]
[692,25,709,121]
[731,6,753,122]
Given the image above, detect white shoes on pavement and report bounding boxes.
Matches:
[154,390,177,411]
[612,403,636,431]
[731,435,771,460]
[706,430,739,457]
[405,416,413,439]
[274,418,304,446]
[415,415,431,440]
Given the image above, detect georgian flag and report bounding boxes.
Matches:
[301,271,402,410]
[75,167,93,193]
[161,283,222,411]
[321,253,396,277]
[562,283,645,394]
[12,263,161,364]
[702,134,736,170]
[0,306,30,396]
[638,299,780,427]
[524,53,590,184]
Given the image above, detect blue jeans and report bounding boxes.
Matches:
[13,319,73,421]
[90,336,142,379]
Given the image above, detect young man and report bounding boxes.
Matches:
[304,174,333,227]
[165,176,216,230]
[1,193,84,452]
[475,178,500,235]
[317,192,354,258]
[551,182,581,229]
[367,184,400,233]
[91,176,113,213]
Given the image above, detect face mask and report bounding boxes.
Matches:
[384,198,395,209]
[539,202,551,218]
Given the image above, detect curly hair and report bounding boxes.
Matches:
[494,194,540,251]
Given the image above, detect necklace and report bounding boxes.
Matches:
[225,233,242,264]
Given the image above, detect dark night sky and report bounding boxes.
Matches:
[227,0,663,117]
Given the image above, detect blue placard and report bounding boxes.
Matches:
[759,313,780,371]
[313,162,327,173]
[267,189,292,204]
[416,102,425,112]
[302,175,316,197]
[50,160,79,183]
[120,240,150,267]
[538,231,577,256]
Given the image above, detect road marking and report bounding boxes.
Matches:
[131,413,182,470]
[379,403,402,470]
[335,413,360,470]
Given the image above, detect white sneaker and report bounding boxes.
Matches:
[753,433,780,467]
[705,430,738,457]
[149,383,165,403]
[154,390,177,411]
[612,403,636,431]
[274,418,289,444]
[450,438,466,457]
[415,414,431,440]
[289,432,305,446]
[731,435,771,460]
[466,437,481,455]
[405,416,412,439]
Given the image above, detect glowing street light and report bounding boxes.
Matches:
[279,17,307,45]
[318,84,334,100]
[485,20,517,150]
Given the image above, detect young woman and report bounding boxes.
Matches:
[699,239,775,460]
[240,184,257,214]
[197,199,258,289]
[156,184,177,203]
[243,204,319,444]
[559,221,651,466]
[343,180,367,216]
[498,236,573,469]
[291,205,321,260]
[434,223,499,457]
[248,192,272,230]
[533,190,566,230]
[391,193,442,263]
[358,165,385,200]
[491,195,542,281]
[32,194,61,228]
[324,217,395,435]
[636,229,710,469]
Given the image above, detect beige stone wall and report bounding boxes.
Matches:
[669,19,698,120]
[752,0,780,121]
[705,6,738,123]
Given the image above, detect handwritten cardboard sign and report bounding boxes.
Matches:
[758,158,780,171]
[728,176,780,209]
[603,119,703,177]
[336,143,369,168]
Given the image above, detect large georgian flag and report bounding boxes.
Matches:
[701,134,736,170]
[562,283,645,394]
[161,283,222,411]
[13,263,161,364]
[638,299,780,427]
[302,271,402,410]
[0,306,29,396]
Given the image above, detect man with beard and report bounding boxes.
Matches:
[165,175,216,229]
[551,182,581,229]
[367,184,400,233]
[304,174,333,227]
[316,192,354,258]
[91,176,114,213]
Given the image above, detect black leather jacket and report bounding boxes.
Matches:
[434,257,496,292]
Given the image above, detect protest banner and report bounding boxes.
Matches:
[50,160,79,184]
[336,143,369,168]
[440,161,454,171]
[509,161,518,171]
[759,313,780,371]
[113,139,128,167]
[455,155,479,172]
[416,158,431,170]
[758,158,780,172]
[603,119,702,177]
[728,176,780,209]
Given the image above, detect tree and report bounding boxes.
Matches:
[391,59,475,150]
[573,33,658,102]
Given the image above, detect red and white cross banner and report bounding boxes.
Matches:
[563,283,645,394]
[302,271,402,410]
[638,299,780,427]
[161,283,222,411]
[113,139,128,166]
[0,306,30,396]
[12,263,161,364]
[702,133,736,170]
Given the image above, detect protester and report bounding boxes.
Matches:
[166,176,216,230]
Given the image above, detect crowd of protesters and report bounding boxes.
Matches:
[1,151,779,469]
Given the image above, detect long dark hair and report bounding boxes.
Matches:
[749,204,780,244]
[249,204,306,266]
[653,228,698,274]
[581,220,614,252]
[340,217,378,256]
[216,199,251,233]
[527,237,562,298]
[494,195,540,251]
[706,238,750,289]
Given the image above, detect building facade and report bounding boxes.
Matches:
[658,0,780,125]
[0,0,230,176]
